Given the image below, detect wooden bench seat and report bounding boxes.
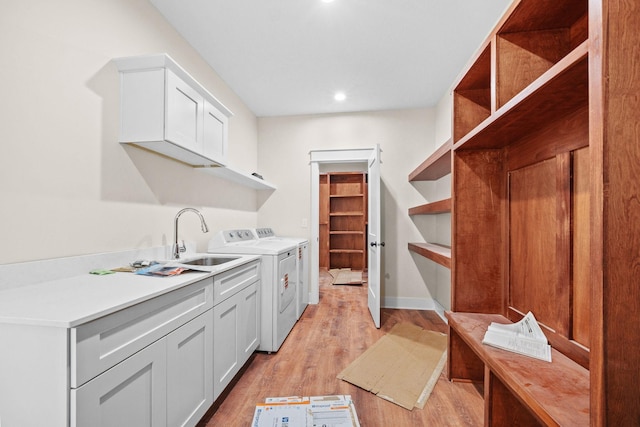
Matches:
[446,312,589,427]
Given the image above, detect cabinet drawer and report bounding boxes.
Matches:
[70,278,213,388]
[214,260,260,305]
[71,337,167,427]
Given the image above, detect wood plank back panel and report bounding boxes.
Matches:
[454,93,491,142]
[452,150,504,313]
[497,29,571,108]
[505,106,589,172]
[509,158,568,332]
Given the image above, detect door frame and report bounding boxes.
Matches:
[309,148,376,304]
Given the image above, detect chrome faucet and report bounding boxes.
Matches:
[173,208,209,259]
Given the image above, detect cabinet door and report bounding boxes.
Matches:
[165,69,203,153]
[167,310,214,427]
[213,295,239,400]
[203,100,228,165]
[71,339,167,427]
[239,281,260,360]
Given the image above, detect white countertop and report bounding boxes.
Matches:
[0,253,260,328]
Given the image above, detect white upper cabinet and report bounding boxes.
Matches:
[114,54,232,167]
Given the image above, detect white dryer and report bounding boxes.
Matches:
[252,227,309,319]
[208,229,298,353]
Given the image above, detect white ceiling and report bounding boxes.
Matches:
[150,0,512,117]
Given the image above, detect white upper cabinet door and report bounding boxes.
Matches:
[203,100,228,166]
[165,69,204,154]
[118,68,165,143]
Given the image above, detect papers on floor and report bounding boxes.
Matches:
[481,311,552,362]
[252,395,361,427]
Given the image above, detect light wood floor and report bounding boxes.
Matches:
[199,270,484,426]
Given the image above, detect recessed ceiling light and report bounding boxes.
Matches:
[334,92,346,102]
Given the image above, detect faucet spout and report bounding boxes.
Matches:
[173,208,209,259]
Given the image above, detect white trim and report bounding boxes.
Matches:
[382,297,447,323]
[309,161,320,304]
[309,148,376,163]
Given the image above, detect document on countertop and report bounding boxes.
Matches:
[134,264,188,277]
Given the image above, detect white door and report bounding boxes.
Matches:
[367,146,383,328]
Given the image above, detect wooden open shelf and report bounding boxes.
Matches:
[408,139,452,181]
[455,42,588,150]
[495,0,587,108]
[408,138,452,269]
[453,44,492,142]
[407,242,451,269]
[408,198,451,216]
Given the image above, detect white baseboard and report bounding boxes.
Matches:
[383,297,448,323]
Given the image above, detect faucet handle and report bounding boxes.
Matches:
[178,240,186,253]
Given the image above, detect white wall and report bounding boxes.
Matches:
[0,0,458,311]
[257,109,445,305]
[0,0,261,264]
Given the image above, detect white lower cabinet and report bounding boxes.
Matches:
[0,260,261,427]
[71,301,214,427]
[213,261,261,400]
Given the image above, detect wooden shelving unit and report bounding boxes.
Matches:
[434,0,640,424]
[408,138,452,268]
[320,173,368,271]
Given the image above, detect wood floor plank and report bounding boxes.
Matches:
[199,270,484,426]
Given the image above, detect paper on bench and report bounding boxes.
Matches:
[482,312,552,362]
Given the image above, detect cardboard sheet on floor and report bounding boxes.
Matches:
[337,322,447,410]
[329,268,363,285]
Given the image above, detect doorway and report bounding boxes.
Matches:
[309,147,382,328]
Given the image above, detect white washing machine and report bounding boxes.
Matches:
[252,227,309,319]
[208,229,298,353]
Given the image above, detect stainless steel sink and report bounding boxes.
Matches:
[181,256,240,266]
